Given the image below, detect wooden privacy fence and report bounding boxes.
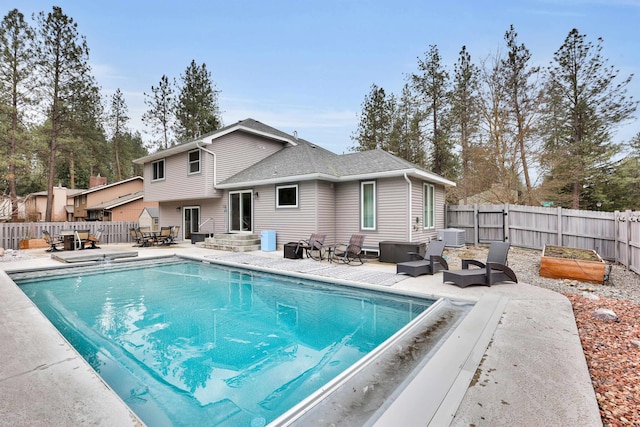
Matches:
[446,204,640,274]
[0,221,139,250]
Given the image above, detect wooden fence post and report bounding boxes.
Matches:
[626,210,632,269]
[557,207,562,246]
[474,204,479,245]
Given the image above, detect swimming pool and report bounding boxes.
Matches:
[12,257,471,426]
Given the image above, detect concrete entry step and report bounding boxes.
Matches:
[198,233,261,252]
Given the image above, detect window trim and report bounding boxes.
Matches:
[360,180,376,230]
[423,183,435,230]
[276,184,299,208]
[187,149,201,175]
[152,159,165,181]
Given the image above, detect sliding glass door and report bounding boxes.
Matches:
[229,191,252,233]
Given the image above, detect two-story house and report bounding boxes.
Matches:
[133,118,455,248]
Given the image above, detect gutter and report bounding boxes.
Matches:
[404,173,412,242]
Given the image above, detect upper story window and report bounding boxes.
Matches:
[152,159,165,181]
[276,184,298,208]
[188,150,200,174]
[361,181,376,230]
[81,195,86,205]
[75,197,79,207]
[423,183,435,229]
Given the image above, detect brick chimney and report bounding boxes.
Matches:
[90,175,107,188]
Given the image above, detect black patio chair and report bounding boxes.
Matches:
[396,239,449,277]
[442,241,518,287]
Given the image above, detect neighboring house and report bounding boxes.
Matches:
[133,118,456,248]
[25,187,85,222]
[72,177,155,221]
[466,183,520,205]
[0,196,25,222]
[139,207,160,231]
[84,191,157,222]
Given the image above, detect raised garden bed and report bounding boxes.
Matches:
[539,244,607,284]
[18,238,49,250]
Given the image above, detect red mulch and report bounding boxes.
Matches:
[564,293,640,427]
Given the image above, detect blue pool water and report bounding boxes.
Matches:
[15,259,435,426]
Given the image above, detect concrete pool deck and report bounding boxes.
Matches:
[0,244,601,426]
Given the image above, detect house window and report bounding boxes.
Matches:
[81,195,86,205]
[75,197,79,207]
[361,181,376,230]
[423,183,435,229]
[152,159,165,181]
[188,150,200,174]
[276,184,298,208]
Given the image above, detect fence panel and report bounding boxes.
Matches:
[447,204,624,263]
[618,211,640,274]
[0,221,139,250]
[507,205,560,249]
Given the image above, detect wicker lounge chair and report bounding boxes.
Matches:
[396,240,448,277]
[296,233,327,260]
[332,234,366,265]
[443,241,518,287]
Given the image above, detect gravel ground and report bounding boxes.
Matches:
[444,245,640,427]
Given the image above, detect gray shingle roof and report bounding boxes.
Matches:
[134,117,455,187]
[218,140,455,187]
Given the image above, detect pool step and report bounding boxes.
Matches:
[196,233,261,252]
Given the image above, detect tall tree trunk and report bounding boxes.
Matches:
[69,153,75,189]
[114,137,122,180]
[46,137,56,221]
[572,180,580,209]
[9,89,18,222]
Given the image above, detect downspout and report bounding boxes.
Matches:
[404,173,412,242]
[195,142,217,187]
[196,142,223,232]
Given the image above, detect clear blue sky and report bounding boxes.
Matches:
[10,0,640,154]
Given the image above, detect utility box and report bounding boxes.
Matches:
[438,228,466,248]
[379,241,426,263]
[261,230,276,251]
[284,242,303,259]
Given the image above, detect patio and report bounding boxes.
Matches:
[0,243,601,426]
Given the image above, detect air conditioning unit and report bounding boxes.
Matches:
[437,228,466,248]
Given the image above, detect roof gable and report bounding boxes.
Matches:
[133,118,299,164]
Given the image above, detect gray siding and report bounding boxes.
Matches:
[253,181,335,246]
[144,132,284,203]
[409,177,444,243]
[211,132,284,183]
[335,177,446,250]
[144,149,217,202]
[159,198,226,239]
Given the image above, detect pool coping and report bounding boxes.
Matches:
[0,245,602,426]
